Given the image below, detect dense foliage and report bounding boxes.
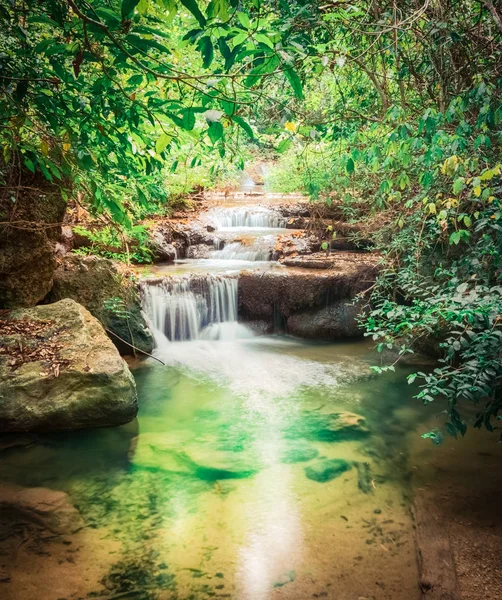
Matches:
[265,0,502,440]
[1,0,501,439]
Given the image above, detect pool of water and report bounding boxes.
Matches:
[0,335,426,600]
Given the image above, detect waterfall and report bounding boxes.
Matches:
[141,274,242,342]
[204,206,286,229]
[210,242,271,261]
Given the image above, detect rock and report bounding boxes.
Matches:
[354,462,374,494]
[0,483,84,533]
[295,410,369,442]
[130,433,258,480]
[0,173,66,308]
[287,299,366,340]
[281,253,335,269]
[0,299,138,432]
[46,254,153,356]
[186,244,213,259]
[316,411,369,441]
[274,233,321,258]
[305,459,351,483]
[147,229,177,262]
[281,441,319,464]
[238,254,379,323]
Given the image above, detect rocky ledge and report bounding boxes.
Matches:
[0,299,138,432]
[238,252,380,340]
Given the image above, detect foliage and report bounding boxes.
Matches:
[0,0,306,226]
[260,0,502,439]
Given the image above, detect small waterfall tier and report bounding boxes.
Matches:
[204,206,286,229]
[210,242,271,261]
[141,274,247,342]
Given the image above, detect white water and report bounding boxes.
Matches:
[141,274,246,342]
[210,241,271,261]
[204,206,286,230]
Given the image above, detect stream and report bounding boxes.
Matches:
[0,188,427,600]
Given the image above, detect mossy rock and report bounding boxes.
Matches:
[46,254,153,356]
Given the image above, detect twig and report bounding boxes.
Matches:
[103,328,165,365]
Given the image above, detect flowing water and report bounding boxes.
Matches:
[0,202,427,600]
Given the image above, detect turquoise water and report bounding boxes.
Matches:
[0,335,426,600]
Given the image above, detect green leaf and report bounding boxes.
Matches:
[179,0,207,27]
[232,116,254,139]
[449,231,461,245]
[453,178,464,194]
[155,133,172,154]
[284,67,303,99]
[208,121,224,143]
[277,138,291,153]
[237,11,251,28]
[255,33,274,49]
[198,36,214,68]
[346,157,355,174]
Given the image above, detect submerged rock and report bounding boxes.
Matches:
[130,433,258,480]
[46,254,153,356]
[292,410,370,442]
[0,299,138,432]
[305,458,351,483]
[0,483,84,533]
[281,442,319,464]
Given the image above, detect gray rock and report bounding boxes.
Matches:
[287,300,366,341]
[46,254,154,356]
[305,458,352,483]
[0,299,138,432]
[148,229,177,262]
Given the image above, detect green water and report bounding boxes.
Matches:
[0,336,426,600]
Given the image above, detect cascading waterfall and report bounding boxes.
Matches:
[204,206,286,229]
[210,242,271,261]
[141,274,251,343]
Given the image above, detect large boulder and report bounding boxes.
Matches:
[287,299,366,340]
[0,173,66,308]
[46,254,153,356]
[0,299,138,432]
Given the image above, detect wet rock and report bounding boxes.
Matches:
[281,254,333,269]
[0,299,138,432]
[46,254,153,356]
[147,229,177,262]
[239,254,379,323]
[287,300,366,341]
[0,483,84,533]
[0,173,66,308]
[186,244,213,259]
[305,458,351,483]
[274,233,320,258]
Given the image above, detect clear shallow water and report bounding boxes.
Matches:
[0,336,424,600]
